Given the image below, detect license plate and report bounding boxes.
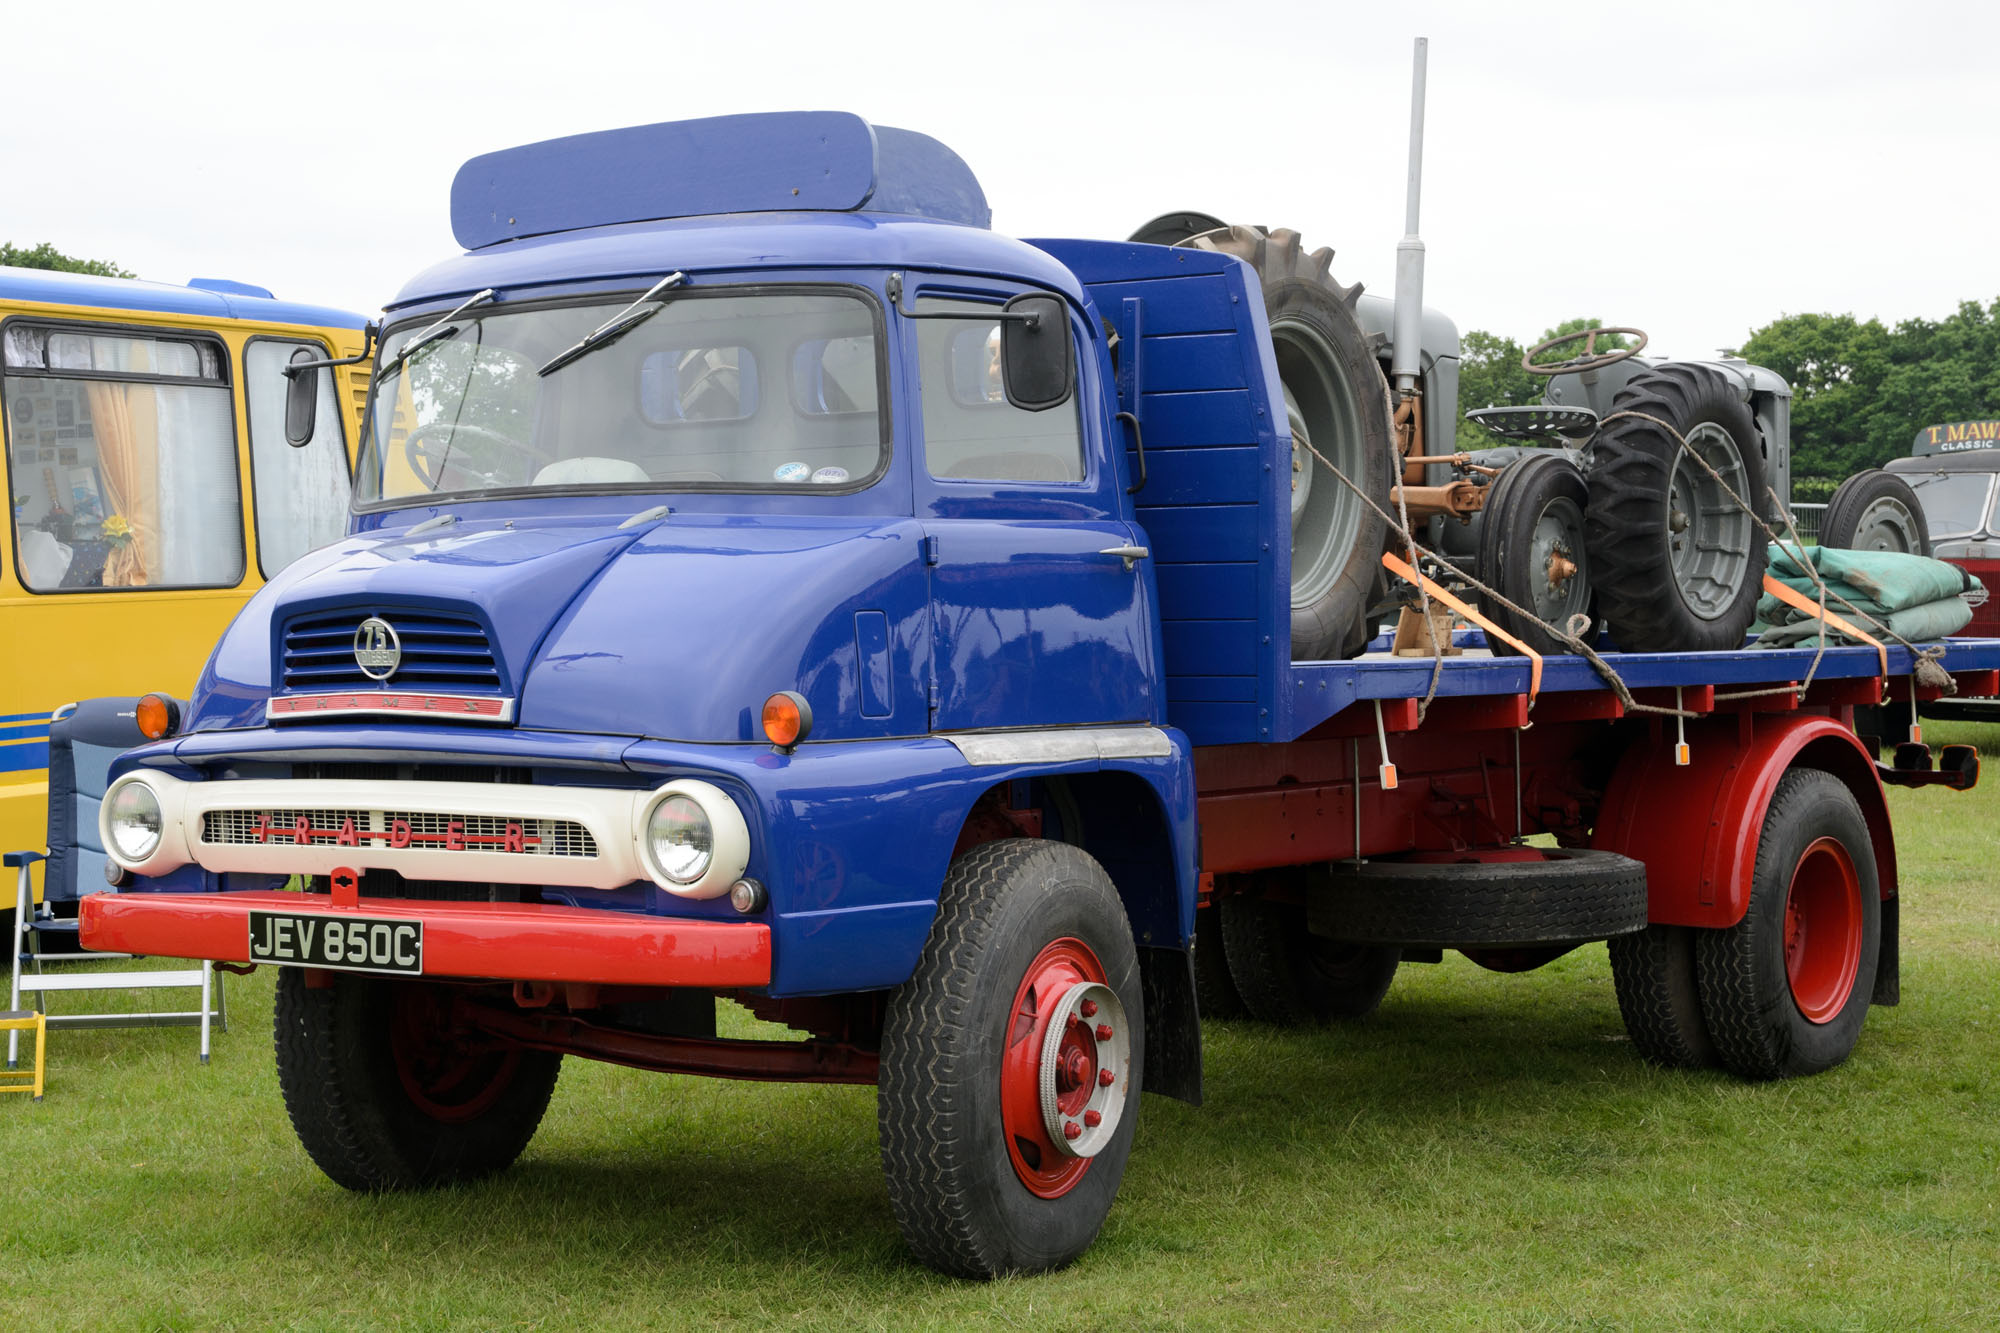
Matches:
[248,910,424,976]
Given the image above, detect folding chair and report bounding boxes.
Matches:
[8,698,223,1069]
[0,1005,45,1101]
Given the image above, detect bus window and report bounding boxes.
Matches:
[245,339,350,575]
[3,324,243,591]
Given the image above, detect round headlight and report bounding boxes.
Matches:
[107,781,164,862]
[646,794,713,885]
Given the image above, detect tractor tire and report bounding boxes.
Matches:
[1180,225,1396,660]
[879,839,1142,1278]
[1307,848,1649,949]
[1191,903,1249,1020]
[1820,469,1931,556]
[1608,924,1716,1068]
[1475,452,1594,656]
[1695,769,1881,1080]
[1585,364,1768,653]
[1218,892,1400,1026]
[273,970,561,1191]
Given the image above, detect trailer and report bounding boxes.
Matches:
[65,103,2000,1279]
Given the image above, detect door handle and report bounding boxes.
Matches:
[1100,544,1149,571]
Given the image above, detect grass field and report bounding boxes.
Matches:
[4,727,1998,1330]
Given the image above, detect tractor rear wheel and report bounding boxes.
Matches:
[1180,225,1396,660]
[1585,364,1768,652]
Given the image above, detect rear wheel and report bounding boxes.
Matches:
[1820,469,1931,556]
[1608,924,1716,1068]
[1586,364,1768,652]
[1181,225,1395,659]
[1218,891,1400,1025]
[274,971,561,1190]
[878,840,1142,1277]
[1696,769,1880,1079]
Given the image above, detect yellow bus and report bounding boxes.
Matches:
[2,266,369,901]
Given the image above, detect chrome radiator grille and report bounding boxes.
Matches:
[200,808,599,858]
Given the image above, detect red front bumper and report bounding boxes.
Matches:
[80,892,772,988]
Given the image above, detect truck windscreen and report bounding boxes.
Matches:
[355,289,887,505]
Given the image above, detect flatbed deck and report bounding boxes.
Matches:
[1280,638,2000,740]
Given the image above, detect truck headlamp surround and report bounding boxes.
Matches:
[105,776,165,863]
[635,780,750,899]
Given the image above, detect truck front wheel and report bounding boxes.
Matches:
[274,970,562,1190]
[1695,769,1881,1079]
[879,839,1143,1277]
[1218,893,1400,1025]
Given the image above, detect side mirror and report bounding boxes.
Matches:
[283,347,319,446]
[1000,293,1074,412]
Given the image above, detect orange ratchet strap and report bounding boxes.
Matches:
[1758,573,1889,678]
[1380,551,1543,705]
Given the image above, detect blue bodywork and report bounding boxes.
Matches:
[0,264,367,330]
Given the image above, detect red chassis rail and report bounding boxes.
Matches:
[80,891,772,988]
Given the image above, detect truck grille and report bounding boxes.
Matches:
[200,808,598,858]
[280,609,502,692]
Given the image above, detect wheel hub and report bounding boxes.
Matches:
[1666,423,1755,621]
[1000,939,1130,1198]
[1782,836,1864,1025]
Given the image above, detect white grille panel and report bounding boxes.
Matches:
[201,808,599,858]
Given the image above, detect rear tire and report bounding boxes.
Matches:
[1191,903,1249,1020]
[1820,469,1931,556]
[1218,891,1400,1025]
[273,971,561,1190]
[1182,225,1395,659]
[1585,364,1768,652]
[1608,925,1717,1068]
[1695,769,1880,1079]
[879,840,1142,1277]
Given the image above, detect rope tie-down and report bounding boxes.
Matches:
[1293,403,1957,726]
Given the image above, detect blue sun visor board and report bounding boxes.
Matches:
[449,112,991,250]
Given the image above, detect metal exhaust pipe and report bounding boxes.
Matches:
[1391,36,1429,399]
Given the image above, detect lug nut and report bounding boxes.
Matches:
[1095,1024,1114,1041]
[1098,1069,1115,1087]
[1063,1121,1082,1141]
[1084,1110,1102,1128]
[1080,999,1098,1018]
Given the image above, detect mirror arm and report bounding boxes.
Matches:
[282,321,379,378]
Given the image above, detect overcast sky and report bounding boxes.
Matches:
[7,0,1995,362]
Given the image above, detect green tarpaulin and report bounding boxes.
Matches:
[1752,545,1985,648]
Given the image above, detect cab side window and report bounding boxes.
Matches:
[915,297,1083,483]
[3,323,242,591]
[245,340,350,575]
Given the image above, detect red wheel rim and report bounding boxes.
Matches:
[1000,938,1112,1199]
[389,985,520,1123]
[1783,836,1864,1025]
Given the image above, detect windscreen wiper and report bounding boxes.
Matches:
[381,288,497,376]
[537,272,687,377]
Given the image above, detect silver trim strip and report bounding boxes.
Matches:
[265,694,517,723]
[941,726,1173,766]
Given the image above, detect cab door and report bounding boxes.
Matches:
[908,288,1157,733]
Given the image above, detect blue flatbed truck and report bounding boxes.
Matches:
[73,113,2000,1276]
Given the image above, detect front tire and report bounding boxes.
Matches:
[879,840,1143,1277]
[1820,469,1931,556]
[1696,769,1881,1079]
[274,970,562,1190]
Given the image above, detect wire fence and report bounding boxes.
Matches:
[1789,502,1826,545]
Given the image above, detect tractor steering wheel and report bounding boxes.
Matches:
[402,421,551,491]
[1521,326,1649,377]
